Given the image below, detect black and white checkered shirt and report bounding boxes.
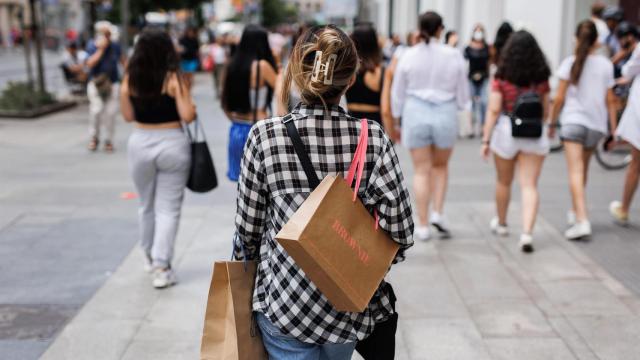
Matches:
[233,103,414,344]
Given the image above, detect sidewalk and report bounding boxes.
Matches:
[2,74,639,359]
[38,200,640,360]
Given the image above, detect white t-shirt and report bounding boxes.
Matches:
[556,54,614,134]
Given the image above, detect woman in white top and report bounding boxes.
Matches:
[391,11,469,240]
[610,40,640,225]
[550,20,618,240]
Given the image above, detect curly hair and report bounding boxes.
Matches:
[495,30,551,86]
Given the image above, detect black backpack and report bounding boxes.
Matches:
[508,91,544,138]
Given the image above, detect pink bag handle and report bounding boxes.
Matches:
[346,119,368,201]
[346,119,380,230]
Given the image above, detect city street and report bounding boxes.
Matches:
[1,74,640,360]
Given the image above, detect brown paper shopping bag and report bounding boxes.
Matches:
[276,119,400,312]
[200,261,266,360]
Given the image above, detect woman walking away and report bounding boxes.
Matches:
[490,22,514,68]
[346,23,385,125]
[221,24,277,181]
[233,25,414,359]
[611,36,640,225]
[481,30,552,253]
[178,27,200,87]
[465,24,491,134]
[120,29,196,288]
[550,20,617,240]
[391,11,469,240]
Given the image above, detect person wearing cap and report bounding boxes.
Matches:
[613,21,639,77]
[85,21,126,152]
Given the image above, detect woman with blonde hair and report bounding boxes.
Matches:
[233,24,414,359]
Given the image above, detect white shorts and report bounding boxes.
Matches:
[490,115,550,159]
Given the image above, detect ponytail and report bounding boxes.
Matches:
[570,20,597,85]
[419,11,443,44]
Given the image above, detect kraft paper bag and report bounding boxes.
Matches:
[200,261,266,360]
[276,174,400,312]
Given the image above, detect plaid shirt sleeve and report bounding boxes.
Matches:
[364,133,414,263]
[233,126,268,261]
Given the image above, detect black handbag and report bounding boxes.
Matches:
[508,91,544,138]
[185,118,218,192]
[355,282,398,360]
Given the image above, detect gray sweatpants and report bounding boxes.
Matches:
[127,128,191,269]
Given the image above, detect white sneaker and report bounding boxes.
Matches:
[567,210,576,226]
[430,212,451,238]
[519,233,534,253]
[414,226,431,241]
[143,255,153,273]
[152,268,177,289]
[609,201,629,226]
[565,221,592,240]
[490,217,509,236]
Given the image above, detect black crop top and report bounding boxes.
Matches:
[345,70,383,106]
[130,94,180,124]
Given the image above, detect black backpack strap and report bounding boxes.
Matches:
[283,114,320,190]
[253,59,260,123]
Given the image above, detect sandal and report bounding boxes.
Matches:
[104,141,114,153]
[88,137,99,151]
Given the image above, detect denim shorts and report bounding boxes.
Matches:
[560,123,605,149]
[256,312,356,360]
[401,97,457,149]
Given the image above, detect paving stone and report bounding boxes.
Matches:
[467,299,555,338]
[401,318,492,360]
[484,338,577,360]
[539,280,632,316]
[568,316,640,360]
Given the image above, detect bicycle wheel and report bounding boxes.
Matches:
[595,136,632,170]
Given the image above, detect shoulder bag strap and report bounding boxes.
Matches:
[253,59,260,123]
[283,114,320,189]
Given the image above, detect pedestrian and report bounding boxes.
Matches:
[391,11,470,240]
[480,30,552,253]
[465,24,490,135]
[233,24,413,359]
[346,23,384,125]
[61,41,88,84]
[209,34,227,98]
[178,27,200,87]
[490,22,513,68]
[85,21,125,153]
[445,30,459,47]
[119,29,196,288]
[610,35,640,225]
[549,20,617,240]
[602,6,624,57]
[221,24,277,182]
[591,2,610,49]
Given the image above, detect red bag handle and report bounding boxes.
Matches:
[345,119,379,230]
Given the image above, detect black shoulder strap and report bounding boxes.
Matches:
[253,59,260,123]
[283,114,320,189]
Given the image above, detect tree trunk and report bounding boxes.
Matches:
[29,0,46,93]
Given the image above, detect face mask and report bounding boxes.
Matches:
[473,30,484,41]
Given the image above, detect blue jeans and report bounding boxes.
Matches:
[469,79,488,126]
[256,312,356,360]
